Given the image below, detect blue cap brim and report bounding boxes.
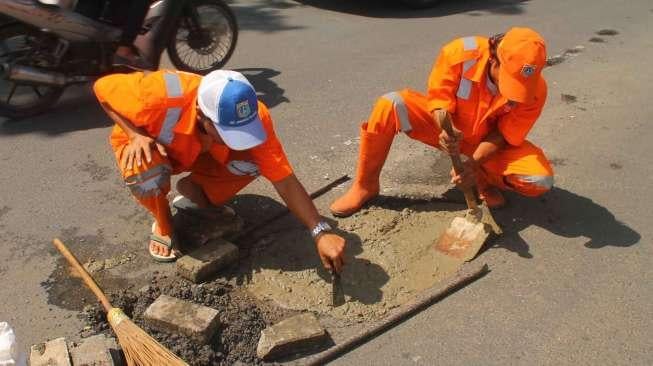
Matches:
[215,117,267,151]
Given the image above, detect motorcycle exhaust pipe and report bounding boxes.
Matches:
[2,64,90,86]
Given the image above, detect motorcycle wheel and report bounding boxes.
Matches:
[0,23,64,119]
[399,0,442,9]
[167,0,238,75]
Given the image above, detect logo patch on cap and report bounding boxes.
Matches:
[236,100,251,120]
[521,64,536,78]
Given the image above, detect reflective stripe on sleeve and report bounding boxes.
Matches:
[157,107,182,145]
[163,72,183,98]
[156,72,184,145]
[462,36,478,51]
[456,59,476,100]
[382,92,412,133]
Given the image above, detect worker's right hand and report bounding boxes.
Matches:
[438,127,463,155]
[121,133,167,171]
[316,233,346,273]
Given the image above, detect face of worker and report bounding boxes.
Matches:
[489,57,501,86]
[197,108,225,145]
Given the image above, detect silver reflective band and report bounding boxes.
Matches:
[456,59,476,100]
[157,107,182,145]
[462,36,478,51]
[227,160,260,177]
[311,221,332,239]
[125,164,172,198]
[516,175,554,189]
[163,72,183,98]
[382,92,412,133]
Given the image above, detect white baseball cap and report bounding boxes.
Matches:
[197,70,267,150]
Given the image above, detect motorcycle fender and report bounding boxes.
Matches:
[134,0,185,69]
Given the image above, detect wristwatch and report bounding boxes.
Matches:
[311,220,332,239]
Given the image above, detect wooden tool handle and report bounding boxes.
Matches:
[52,238,113,313]
[436,110,478,210]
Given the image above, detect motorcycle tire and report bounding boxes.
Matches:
[167,0,238,75]
[399,0,442,9]
[0,23,64,120]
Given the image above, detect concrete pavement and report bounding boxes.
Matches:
[0,0,650,364]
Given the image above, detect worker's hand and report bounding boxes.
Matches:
[450,160,478,189]
[316,233,346,273]
[439,127,463,155]
[121,133,167,171]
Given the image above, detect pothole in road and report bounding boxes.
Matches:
[244,199,466,324]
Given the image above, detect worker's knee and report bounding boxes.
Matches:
[365,92,410,135]
[506,174,554,197]
[125,163,172,198]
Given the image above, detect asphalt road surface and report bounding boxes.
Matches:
[0,0,651,364]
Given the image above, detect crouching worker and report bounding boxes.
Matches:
[94,70,346,272]
[330,27,554,217]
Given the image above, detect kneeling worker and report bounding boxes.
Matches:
[94,69,345,272]
[331,27,554,216]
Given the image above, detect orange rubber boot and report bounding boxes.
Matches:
[330,126,393,217]
[476,171,506,209]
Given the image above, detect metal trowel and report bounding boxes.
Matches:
[434,110,502,261]
[332,270,345,307]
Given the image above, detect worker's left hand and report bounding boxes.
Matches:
[450,160,478,189]
[316,233,346,273]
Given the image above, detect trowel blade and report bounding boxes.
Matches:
[332,271,345,307]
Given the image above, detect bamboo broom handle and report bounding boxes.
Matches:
[53,238,113,313]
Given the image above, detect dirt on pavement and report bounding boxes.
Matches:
[83,274,295,366]
[244,197,466,324]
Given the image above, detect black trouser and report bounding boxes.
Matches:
[76,0,150,46]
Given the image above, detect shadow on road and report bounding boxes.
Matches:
[490,187,641,258]
[230,0,304,33]
[236,67,289,108]
[294,0,530,18]
[224,193,388,305]
[0,86,110,136]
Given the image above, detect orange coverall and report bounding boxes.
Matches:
[366,35,553,196]
[94,70,293,236]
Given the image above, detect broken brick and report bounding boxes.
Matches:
[30,337,71,366]
[176,239,238,283]
[69,334,123,366]
[256,313,329,360]
[143,295,220,344]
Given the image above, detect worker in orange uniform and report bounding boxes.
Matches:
[330,27,554,217]
[94,70,345,272]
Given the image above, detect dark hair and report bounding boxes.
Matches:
[489,33,505,61]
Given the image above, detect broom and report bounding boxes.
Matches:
[52,238,188,366]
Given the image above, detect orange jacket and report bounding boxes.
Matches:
[94,70,293,181]
[426,36,547,151]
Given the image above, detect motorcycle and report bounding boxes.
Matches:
[0,0,238,119]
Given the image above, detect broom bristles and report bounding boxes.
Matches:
[108,308,188,366]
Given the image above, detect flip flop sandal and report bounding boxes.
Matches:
[149,222,178,263]
[172,195,236,219]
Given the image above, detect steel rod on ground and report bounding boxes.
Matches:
[304,261,490,366]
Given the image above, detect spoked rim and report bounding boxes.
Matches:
[172,4,235,72]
